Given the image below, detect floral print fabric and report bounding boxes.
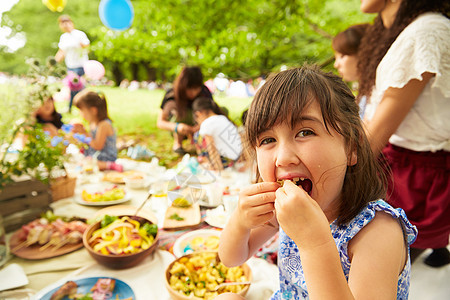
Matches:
[271,200,417,299]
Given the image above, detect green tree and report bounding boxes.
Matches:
[0,0,101,74]
[1,0,372,82]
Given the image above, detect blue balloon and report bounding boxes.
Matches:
[99,0,134,31]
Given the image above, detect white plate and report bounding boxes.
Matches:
[204,206,230,229]
[173,229,221,258]
[34,276,135,300]
[74,186,132,206]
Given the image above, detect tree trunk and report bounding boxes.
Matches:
[143,63,156,82]
[112,63,124,86]
[131,63,139,81]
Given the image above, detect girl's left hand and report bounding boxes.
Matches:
[275,180,331,251]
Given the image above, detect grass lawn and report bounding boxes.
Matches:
[56,86,252,167]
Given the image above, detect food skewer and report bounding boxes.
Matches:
[12,227,43,251]
[51,231,83,251]
[39,231,63,251]
[38,228,52,245]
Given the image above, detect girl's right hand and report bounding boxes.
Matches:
[236,182,279,230]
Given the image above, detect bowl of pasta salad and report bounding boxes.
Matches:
[165,251,251,300]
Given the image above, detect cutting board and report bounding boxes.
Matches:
[163,202,201,230]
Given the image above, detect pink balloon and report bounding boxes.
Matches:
[83,60,105,80]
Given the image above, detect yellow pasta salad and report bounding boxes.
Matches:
[168,252,248,299]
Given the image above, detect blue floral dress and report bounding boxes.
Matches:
[85,119,117,162]
[271,200,418,300]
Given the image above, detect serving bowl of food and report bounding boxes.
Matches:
[82,215,159,269]
[165,252,251,300]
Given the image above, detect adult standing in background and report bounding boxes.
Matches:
[332,23,369,118]
[358,0,449,266]
[157,66,220,155]
[55,15,90,113]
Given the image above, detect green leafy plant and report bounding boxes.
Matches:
[0,57,66,187]
[11,125,66,184]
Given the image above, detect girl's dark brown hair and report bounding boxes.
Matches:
[74,90,111,122]
[192,96,224,114]
[173,66,204,119]
[358,0,449,100]
[246,65,387,224]
[192,97,235,125]
[332,24,369,56]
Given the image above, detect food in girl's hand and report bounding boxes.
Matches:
[81,185,125,202]
[277,177,312,195]
[12,211,87,252]
[88,215,158,255]
[168,252,249,299]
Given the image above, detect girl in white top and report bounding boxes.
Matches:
[192,97,242,171]
[358,0,449,266]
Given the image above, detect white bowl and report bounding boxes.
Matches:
[123,174,147,189]
[173,229,221,258]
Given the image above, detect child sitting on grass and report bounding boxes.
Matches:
[33,97,63,136]
[192,97,242,171]
[72,90,122,171]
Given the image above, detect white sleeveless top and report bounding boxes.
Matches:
[364,13,450,152]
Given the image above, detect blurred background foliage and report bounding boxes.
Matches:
[1,0,374,84]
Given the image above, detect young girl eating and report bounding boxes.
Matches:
[192,97,242,171]
[72,90,121,171]
[218,66,417,299]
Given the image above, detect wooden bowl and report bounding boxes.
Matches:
[82,215,159,269]
[165,252,252,300]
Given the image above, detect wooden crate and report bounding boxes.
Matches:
[50,176,77,201]
[0,179,52,232]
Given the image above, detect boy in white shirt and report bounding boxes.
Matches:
[192,97,242,171]
[55,15,90,112]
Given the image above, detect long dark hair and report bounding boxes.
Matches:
[332,24,369,56]
[173,66,204,119]
[74,90,111,122]
[192,97,233,123]
[357,1,449,100]
[246,65,387,224]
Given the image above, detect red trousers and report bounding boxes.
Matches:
[383,143,450,249]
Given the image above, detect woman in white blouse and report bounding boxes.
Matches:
[358,0,449,267]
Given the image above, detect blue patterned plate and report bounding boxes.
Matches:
[36,277,135,300]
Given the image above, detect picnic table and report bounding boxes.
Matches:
[0,159,279,299]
